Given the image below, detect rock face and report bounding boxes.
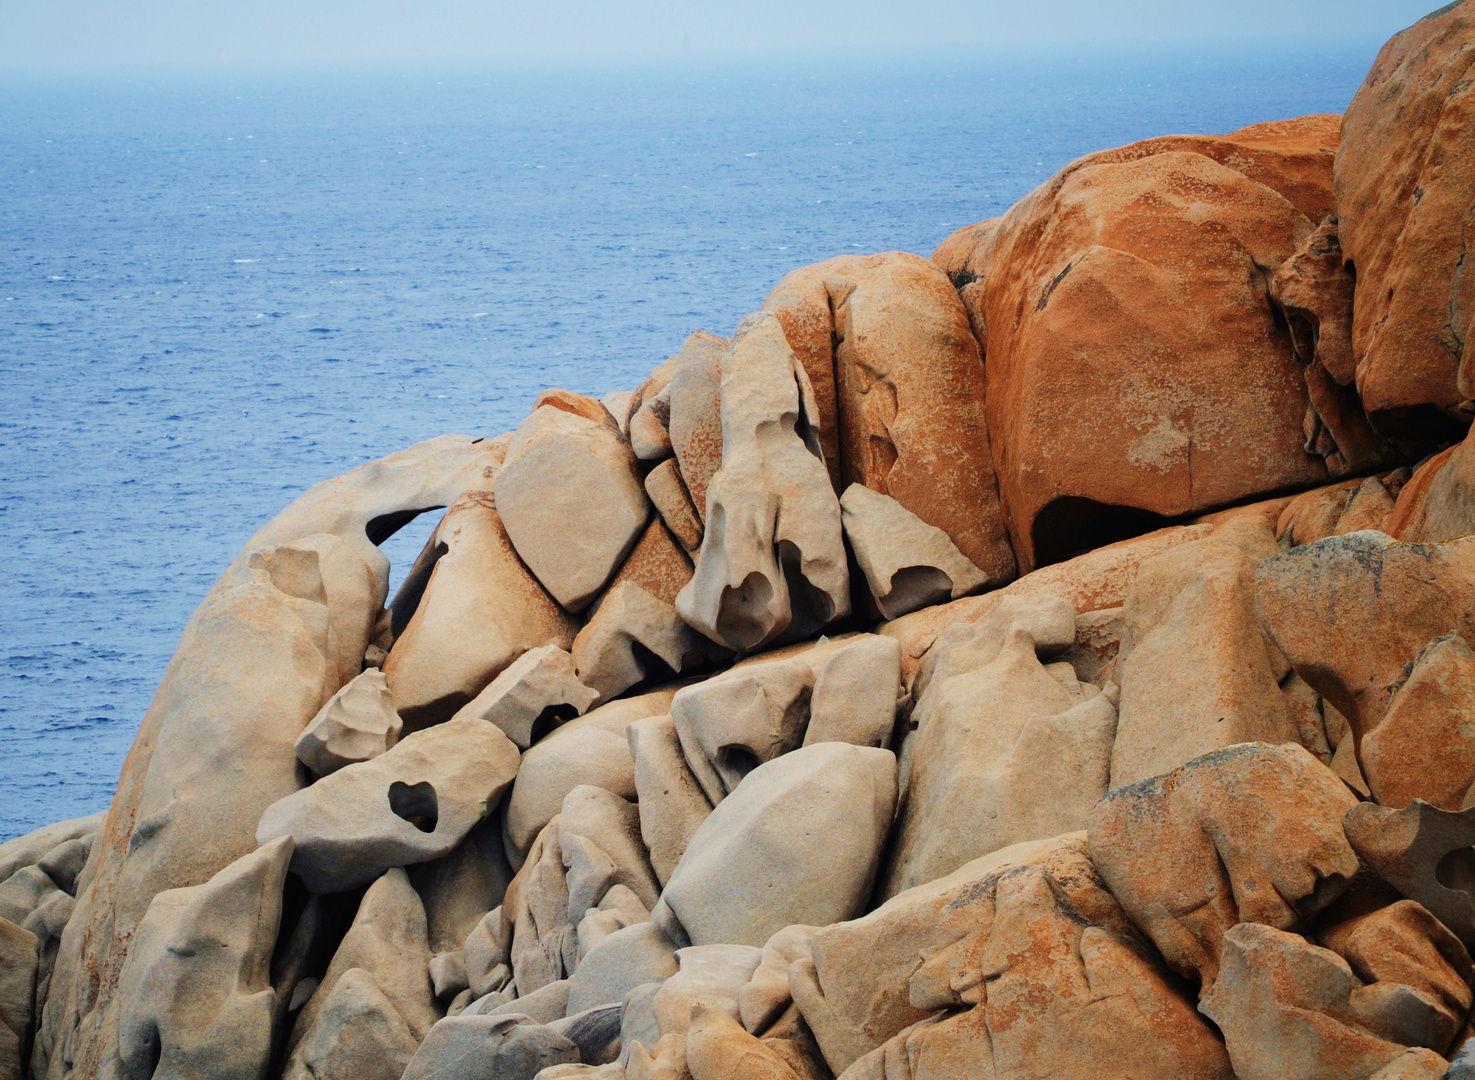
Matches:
[666,330,729,525]
[0,918,38,1080]
[939,117,1337,570]
[1335,0,1475,434]
[496,401,651,612]
[257,718,521,892]
[383,489,579,728]
[676,313,851,652]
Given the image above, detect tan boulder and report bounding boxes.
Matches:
[285,867,439,1066]
[505,686,680,863]
[1255,530,1475,748]
[1360,634,1475,810]
[1385,447,1459,540]
[1344,800,1475,950]
[628,715,713,888]
[1088,742,1359,995]
[0,813,103,889]
[281,967,419,1080]
[737,926,818,1036]
[559,785,660,925]
[295,667,403,775]
[0,918,37,1080]
[1400,426,1475,543]
[565,921,679,1018]
[1110,527,1299,788]
[803,635,900,750]
[451,644,598,750]
[946,118,1337,570]
[661,743,897,948]
[653,945,763,1037]
[645,459,704,553]
[496,403,651,612]
[411,814,514,955]
[675,313,850,652]
[839,484,989,619]
[671,655,813,806]
[627,359,679,463]
[1335,0,1475,434]
[115,837,294,1080]
[1334,476,1399,535]
[1271,215,1357,386]
[384,490,578,728]
[881,595,1115,897]
[1200,923,1443,1080]
[686,1004,801,1080]
[537,388,616,424]
[627,1032,692,1080]
[758,262,844,489]
[257,717,521,893]
[666,330,729,523]
[1277,478,1366,546]
[506,819,578,995]
[401,1013,579,1080]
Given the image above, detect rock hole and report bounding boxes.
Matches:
[1365,402,1469,442]
[1436,845,1475,895]
[388,781,439,833]
[718,745,763,785]
[885,565,955,616]
[529,703,582,746]
[1031,496,1173,569]
[717,571,775,652]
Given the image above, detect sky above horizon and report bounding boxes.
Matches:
[0,0,1447,70]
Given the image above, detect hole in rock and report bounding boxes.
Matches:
[1365,403,1469,444]
[718,745,763,785]
[388,516,449,639]
[1031,496,1173,569]
[885,565,955,616]
[529,703,582,746]
[779,538,835,643]
[717,571,776,652]
[1437,845,1475,895]
[388,781,439,833]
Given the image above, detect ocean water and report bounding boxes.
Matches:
[0,42,1383,840]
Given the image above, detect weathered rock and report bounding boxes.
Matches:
[411,813,514,956]
[559,785,661,923]
[573,521,716,705]
[430,952,470,1002]
[1399,426,1475,543]
[567,922,679,1017]
[576,885,649,960]
[671,656,814,806]
[645,459,704,554]
[1320,900,1475,1055]
[1111,527,1298,788]
[1360,634,1475,810]
[1345,800,1475,950]
[451,644,598,750]
[661,743,897,948]
[628,715,713,888]
[653,945,763,1038]
[257,717,520,893]
[1255,531,1475,747]
[285,867,439,1068]
[686,1004,801,1080]
[630,383,676,463]
[1334,476,1398,536]
[45,435,507,1080]
[1270,215,1357,386]
[1385,447,1460,540]
[463,908,512,999]
[496,403,650,612]
[803,635,900,750]
[0,813,103,889]
[508,819,579,995]
[840,485,989,619]
[738,926,817,1036]
[666,330,729,525]
[1200,923,1438,1080]
[295,667,403,775]
[1277,478,1364,546]
[1089,742,1360,994]
[384,489,579,728]
[402,1013,580,1080]
[486,979,571,1025]
[758,264,844,489]
[676,313,850,652]
[536,388,616,425]
[506,686,680,863]
[626,1031,692,1080]
[603,391,635,434]
[1335,0,1475,434]
[942,117,1338,570]
[882,595,1115,897]
[115,837,294,1080]
[282,967,419,1080]
[0,918,38,1080]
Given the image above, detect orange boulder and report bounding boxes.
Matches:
[936,117,1340,571]
[1335,0,1475,436]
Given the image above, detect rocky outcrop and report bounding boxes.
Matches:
[30,27,1475,1080]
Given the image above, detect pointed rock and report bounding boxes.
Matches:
[451,645,598,750]
[295,667,403,776]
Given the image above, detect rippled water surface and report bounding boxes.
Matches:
[0,43,1381,838]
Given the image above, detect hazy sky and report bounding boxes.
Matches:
[0,0,1444,69]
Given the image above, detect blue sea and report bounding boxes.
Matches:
[0,42,1384,839]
